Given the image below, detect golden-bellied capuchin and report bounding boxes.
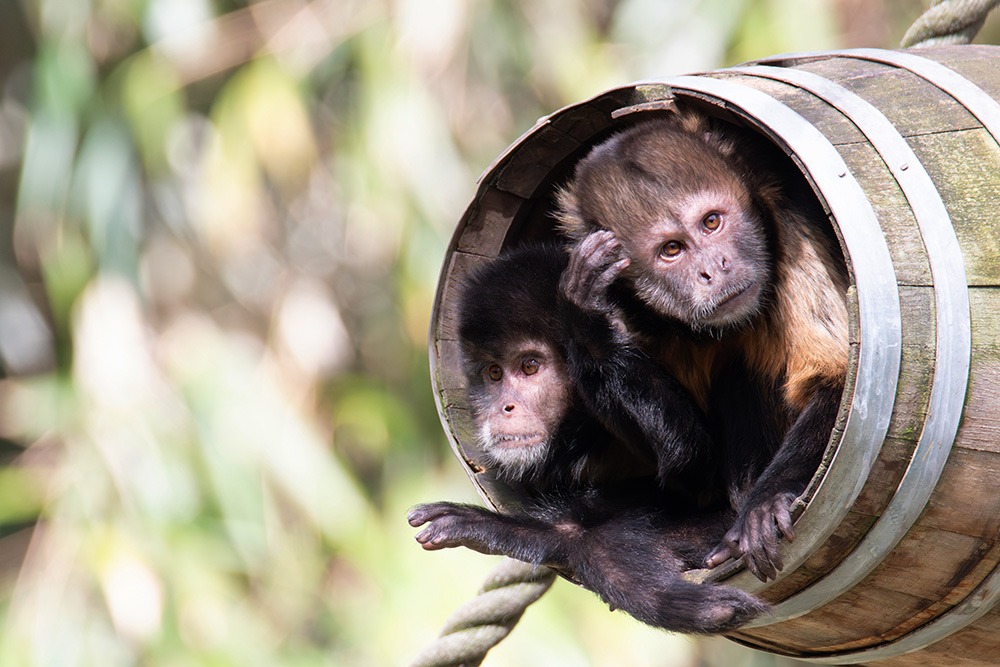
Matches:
[556,110,849,581]
[409,244,769,633]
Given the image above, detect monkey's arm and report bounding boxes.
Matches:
[409,501,573,563]
[706,379,841,581]
[559,231,714,481]
[408,499,769,634]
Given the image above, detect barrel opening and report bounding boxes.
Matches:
[436,88,854,538]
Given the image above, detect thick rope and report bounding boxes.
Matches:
[411,559,558,667]
[901,0,1000,47]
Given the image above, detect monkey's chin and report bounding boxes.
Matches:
[699,283,762,330]
[481,434,548,479]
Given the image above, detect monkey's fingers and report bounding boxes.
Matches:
[592,257,630,295]
[705,528,742,568]
[754,532,783,582]
[413,511,480,550]
[414,524,452,550]
[705,547,731,569]
[562,241,603,306]
[744,511,791,579]
[563,233,627,312]
[743,543,777,582]
[407,502,463,527]
[745,509,781,581]
[577,230,625,271]
[775,500,795,543]
[589,230,627,265]
[580,228,618,251]
[737,529,769,582]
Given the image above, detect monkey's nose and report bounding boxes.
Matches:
[503,403,516,413]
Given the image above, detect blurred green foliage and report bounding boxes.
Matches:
[0,1,996,666]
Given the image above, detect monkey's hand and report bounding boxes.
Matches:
[704,491,797,582]
[560,229,630,317]
[409,502,567,566]
[408,502,500,552]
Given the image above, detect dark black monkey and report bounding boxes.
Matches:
[409,244,768,634]
[557,111,849,581]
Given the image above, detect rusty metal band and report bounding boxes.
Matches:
[724,64,971,631]
[652,74,903,595]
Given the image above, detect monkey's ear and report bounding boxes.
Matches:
[674,107,742,158]
[554,185,594,242]
[674,107,711,137]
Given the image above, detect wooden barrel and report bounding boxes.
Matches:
[428,45,1000,665]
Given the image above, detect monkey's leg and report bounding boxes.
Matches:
[602,573,770,634]
[555,512,769,634]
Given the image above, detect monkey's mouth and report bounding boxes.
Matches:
[490,433,546,449]
[706,283,760,321]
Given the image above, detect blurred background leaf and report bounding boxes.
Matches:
[0,1,997,666]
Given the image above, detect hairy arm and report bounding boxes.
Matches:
[558,231,714,482]
[408,496,769,633]
[706,378,841,581]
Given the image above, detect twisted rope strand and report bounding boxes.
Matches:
[901,0,1000,47]
[411,559,558,667]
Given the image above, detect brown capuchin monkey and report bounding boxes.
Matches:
[556,110,850,581]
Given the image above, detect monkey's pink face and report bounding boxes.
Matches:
[468,340,570,476]
[621,188,772,331]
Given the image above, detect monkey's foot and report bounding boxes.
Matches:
[635,577,771,634]
[705,491,797,582]
[695,585,771,634]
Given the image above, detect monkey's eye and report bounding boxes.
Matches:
[703,212,722,230]
[659,240,684,259]
[487,364,503,382]
[521,358,540,375]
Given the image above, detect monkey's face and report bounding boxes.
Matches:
[465,339,570,478]
[621,187,773,332]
